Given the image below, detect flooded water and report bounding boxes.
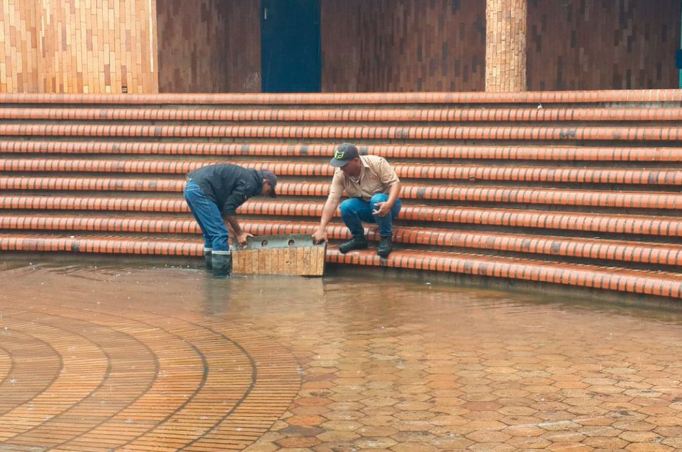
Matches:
[0,259,681,451]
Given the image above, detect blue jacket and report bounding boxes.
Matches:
[188,164,263,215]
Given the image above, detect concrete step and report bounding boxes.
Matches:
[2,89,681,105]
[2,107,682,123]
[2,124,682,142]
[2,232,680,298]
[2,141,680,162]
[3,215,682,268]
[2,177,682,211]
[3,195,682,238]
[3,159,681,186]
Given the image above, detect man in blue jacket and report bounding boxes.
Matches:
[184,163,277,277]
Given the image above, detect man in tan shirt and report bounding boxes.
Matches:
[312,143,402,258]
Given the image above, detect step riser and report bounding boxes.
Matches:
[3,197,682,238]
[2,89,682,105]
[0,236,678,298]
[2,179,682,212]
[3,107,682,123]
[3,160,682,186]
[2,124,682,142]
[3,217,682,268]
[3,142,681,162]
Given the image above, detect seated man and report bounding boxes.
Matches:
[184,163,277,277]
[312,143,401,258]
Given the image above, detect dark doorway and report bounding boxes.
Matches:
[261,0,321,92]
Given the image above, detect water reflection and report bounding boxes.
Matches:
[0,260,682,452]
[201,272,232,316]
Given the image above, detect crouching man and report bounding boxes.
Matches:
[312,143,401,258]
[184,163,277,277]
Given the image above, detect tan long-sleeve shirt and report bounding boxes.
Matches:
[328,155,400,203]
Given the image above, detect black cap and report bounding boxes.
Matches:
[330,143,360,168]
[261,170,277,198]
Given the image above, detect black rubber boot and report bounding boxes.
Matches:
[339,235,369,254]
[377,236,393,258]
[211,252,232,278]
[204,249,212,270]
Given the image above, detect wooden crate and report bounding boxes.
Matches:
[232,234,326,276]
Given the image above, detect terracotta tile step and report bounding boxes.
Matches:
[238,201,682,237]
[2,196,682,237]
[3,159,681,186]
[0,233,202,256]
[326,248,682,299]
[2,141,680,162]
[3,215,682,267]
[1,233,680,298]
[1,89,681,105]
[2,124,682,142]
[2,107,682,123]
[2,177,682,210]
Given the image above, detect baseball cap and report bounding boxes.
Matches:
[330,143,360,167]
[261,170,277,198]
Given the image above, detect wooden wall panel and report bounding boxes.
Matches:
[321,0,486,92]
[527,0,681,90]
[0,0,158,94]
[156,0,260,93]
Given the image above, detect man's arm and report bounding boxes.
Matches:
[224,214,252,245]
[312,173,343,243]
[222,181,254,246]
[319,195,340,228]
[224,214,243,236]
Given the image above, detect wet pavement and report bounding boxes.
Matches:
[0,260,681,451]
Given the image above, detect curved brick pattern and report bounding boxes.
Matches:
[0,195,190,213]
[0,234,202,256]
[0,215,201,234]
[326,249,682,298]
[242,221,682,267]
[3,178,682,211]
[0,330,62,417]
[237,201,682,238]
[0,311,150,446]
[4,216,682,267]
[1,235,680,298]
[3,107,682,122]
[4,196,682,237]
[2,123,682,141]
[4,159,682,186]
[0,177,185,193]
[0,292,300,450]
[3,141,682,162]
[2,88,682,104]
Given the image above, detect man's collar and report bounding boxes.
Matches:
[360,155,370,167]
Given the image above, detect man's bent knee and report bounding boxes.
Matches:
[370,193,389,204]
[339,199,358,216]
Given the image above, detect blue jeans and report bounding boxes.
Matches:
[339,193,401,238]
[183,181,229,252]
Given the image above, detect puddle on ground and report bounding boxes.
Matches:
[0,257,681,450]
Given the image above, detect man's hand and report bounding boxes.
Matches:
[373,202,392,217]
[237,231,253,246]
[312,227,328,244]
